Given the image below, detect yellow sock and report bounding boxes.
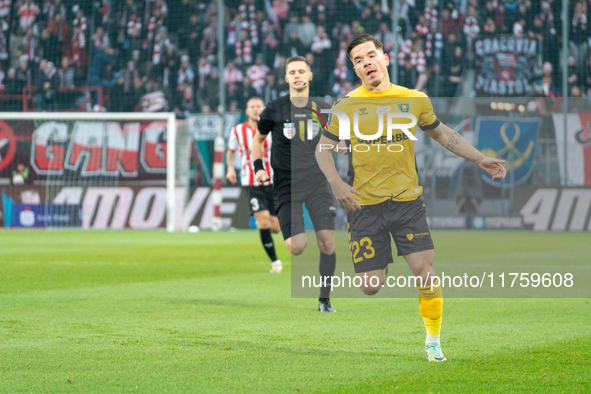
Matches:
[417,285,443,337]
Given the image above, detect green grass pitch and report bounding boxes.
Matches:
[0,230,589,393]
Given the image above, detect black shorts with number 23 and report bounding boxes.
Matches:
[347,196,434,273]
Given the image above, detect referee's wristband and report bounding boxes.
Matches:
[253,159,265,173]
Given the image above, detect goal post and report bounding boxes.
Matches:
[0,112,179,232]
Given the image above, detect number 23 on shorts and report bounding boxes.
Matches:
[348,224,375,264]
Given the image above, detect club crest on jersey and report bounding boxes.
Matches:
[376,105,391,115]
[397,103,411,113]
[283,122,294,139]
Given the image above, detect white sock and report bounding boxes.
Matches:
[425,335,440,345]
[272,260,282,266]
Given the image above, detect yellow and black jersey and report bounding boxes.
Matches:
[323,84,440,205]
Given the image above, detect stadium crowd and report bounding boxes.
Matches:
[0,0,590,113]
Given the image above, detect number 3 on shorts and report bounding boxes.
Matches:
[250,198,260,212]
[350,237,375,264]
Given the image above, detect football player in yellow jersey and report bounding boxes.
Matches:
[315,34,507,362]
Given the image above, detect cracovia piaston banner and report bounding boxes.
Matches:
[476,117,540,186]
[552,113,591,186]
[474,36,537,96]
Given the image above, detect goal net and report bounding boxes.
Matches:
[0,112,190,232]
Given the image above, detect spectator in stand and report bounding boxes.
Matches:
[48,13,69,62]
[399,59,418,90]
[147,6,166,44]
[0,28,7,71]
[45,0,67,23]
[36,60,59,110]
[310,25,331,53]
[331,58,352,97]
[237,76,257,109]
[21,26,38,62]
[125,24,143,61]
[201,67,220,110]
[361,6,379,35]
[174,85,198,119]
[87,45,114,89]
[171,0,194,42]
[570,85,584,100]
[283,31,306,58]
[351,20,365,36]
[440,8,459,39]
[298,15,316,48]
[416,15,429,37]
[513,18,526,37]
[570,1,588,71]
[463,6,480,42]
[200,26,216,58]
[57,56,74,89]
[177,54,195,92]
[234,32,253,65]
[424,0,439,29]
[505,0,519,29]
[482,1,496,23]
[101,64,118,108]
[567,55,582,91]
[71,25,85,52]
[126,11,142,38]
[18,0,40,35]
[541,61,559,97]
[425,24,443,62]
[517,3,533,32]
[92,26,110,50]
[305,52,323,97]
[247,54,269,95]
[375,22,395,56]
[5,68,22,110]
[446,46,465,97]
[39,28,56,64]
[16,55,33,98]
[197,55,212,90]
[160,43,178,91]
[223,59,243,102]
[72,5,87,36]
[283,15,300,44]
[426,63,446,97]
[69,39,88,86]
[483,17,497,36]
[263,72,279,102]
[184,13,202,61]
[495,3,508,33]
[151,26,171,78]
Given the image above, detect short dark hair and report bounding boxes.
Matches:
[286,56,310,69]
[347,34,384,60]
[247,96,264,105]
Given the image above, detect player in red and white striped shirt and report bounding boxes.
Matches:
[226,97,282,272]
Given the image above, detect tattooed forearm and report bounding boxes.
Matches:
[446,131,461,150]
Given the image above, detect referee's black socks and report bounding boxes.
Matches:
[259,229,278,262]
[319,252,336,299]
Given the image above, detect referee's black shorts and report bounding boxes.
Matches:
[347,196,434,273]
[274,172,336,240]
[246,185,275,215]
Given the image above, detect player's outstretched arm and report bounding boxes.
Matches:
[315,135,361,211]
[424,123,507,181]
[252,130,269,184]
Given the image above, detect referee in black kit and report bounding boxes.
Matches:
[251,56,338,312]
